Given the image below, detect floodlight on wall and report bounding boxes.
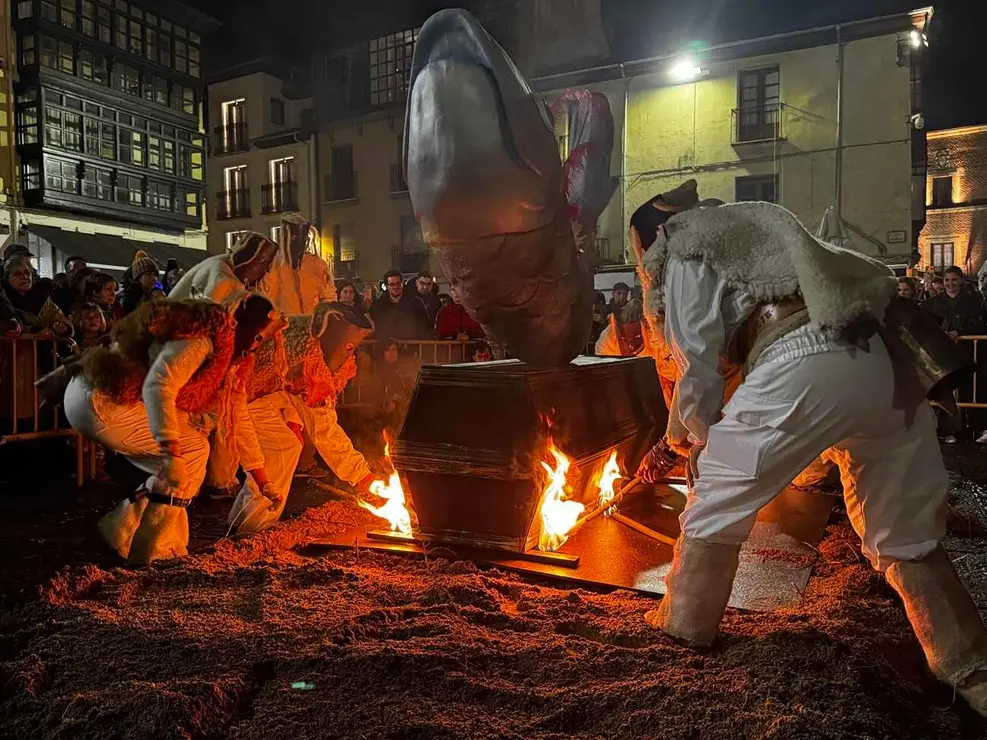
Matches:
[668,57,704,83]
[909,29,927,48]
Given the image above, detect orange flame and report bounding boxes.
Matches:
[596,451,623,515]
[359,442,412,535]
[537,442,585,551]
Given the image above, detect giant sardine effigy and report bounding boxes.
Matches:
[404,9,616,366]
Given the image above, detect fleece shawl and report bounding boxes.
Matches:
[642,201,896,333]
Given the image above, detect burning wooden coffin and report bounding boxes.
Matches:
[390,356,666,555]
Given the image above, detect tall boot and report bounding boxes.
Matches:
[128,498,191,565]
[885,546,987,717]
[97,495,150,559]
[644,535,741,647]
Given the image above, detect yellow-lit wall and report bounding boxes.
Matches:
[921,125,987,275]
[206,72,316,255]
[559,33,915,262]
[318,115,424,285]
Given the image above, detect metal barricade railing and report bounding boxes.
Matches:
[340,339,504,409]
[956,336,987,409]
[0,334,87,485]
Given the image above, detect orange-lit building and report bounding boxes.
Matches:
[920,124,987,277]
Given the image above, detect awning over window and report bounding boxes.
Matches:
[26,226,209,273]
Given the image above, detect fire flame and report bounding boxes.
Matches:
[596,451,623,515]
[538,442,585,551]
[359,442,412,535]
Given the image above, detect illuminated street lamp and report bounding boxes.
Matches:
[668,57,703,83]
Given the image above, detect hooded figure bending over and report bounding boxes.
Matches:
[636,199,987,716]
[55,296,282,564]
[227,302,374,534]
[169,231,279,305]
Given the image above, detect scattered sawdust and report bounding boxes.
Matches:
[3,451,987,738]
[2,505,985,740]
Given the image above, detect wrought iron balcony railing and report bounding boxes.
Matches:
[213,123,249,156]
[216,188,251,219]
[731,103,785,145]
[261,181,298,214]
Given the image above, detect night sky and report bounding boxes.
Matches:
[189,0,986,129]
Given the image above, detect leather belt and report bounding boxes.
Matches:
[730,296,809,369]
[147,493,194,508]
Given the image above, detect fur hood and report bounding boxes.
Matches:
[78,299,239,411]
[642,201,896,332]
[247,314,353,407]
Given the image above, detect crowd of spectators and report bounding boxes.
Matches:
[0,245,191,346]
[896,265,987,444]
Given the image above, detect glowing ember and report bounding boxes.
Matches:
[359,443,413,535]
[538,442,585,551]
[596,451,623,515]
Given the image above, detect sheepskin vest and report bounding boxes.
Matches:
[78,300,240,412]
[642,202,896,333]
[247,315,352,407]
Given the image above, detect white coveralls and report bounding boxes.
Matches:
[64,337,266,563]
[260,251,336,315]
[167,257,254,490]
[227,392,371,534]
[666,257,947,571]
[168,255,245,305]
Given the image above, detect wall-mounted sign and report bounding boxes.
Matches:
[887,231,907,244]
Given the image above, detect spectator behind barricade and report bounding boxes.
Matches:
[71,302,107,349]
[435,283,485,340]
[0,285,21,337]
[931,275,945,298]
[52,256,89,313]
[81,271,122,328]
[120,252,165,315]
[898,277,919,301]
[608,282,630,317]
[2,245,51,296]
[923,266,987,338]
[364,338,421,438]
[337,280,367,316]
[369,270,432,339]
[2,255,71,336]
[471,341,493,363]
[361,282,378,307]
[408,270,440,324]
[165,266,185,293]
[438,292,453,309]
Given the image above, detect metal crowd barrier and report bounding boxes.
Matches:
[0,334,89,485]
[340,339,502,408]
[956,335,987,409]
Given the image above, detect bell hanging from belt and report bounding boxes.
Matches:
[881,296,975,415]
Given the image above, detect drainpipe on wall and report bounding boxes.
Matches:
[835,24,845,220]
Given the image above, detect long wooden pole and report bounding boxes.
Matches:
[567,474,644,539]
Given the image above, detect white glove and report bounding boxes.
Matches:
[155,454,188,496]
[260,482,282,511]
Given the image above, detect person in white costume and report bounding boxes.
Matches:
[260,212,336,315]
[54,295,282,564]
[169,231,283,496]
[635,199,987,716]
[169,232,279,305]
[228,302,374,534]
